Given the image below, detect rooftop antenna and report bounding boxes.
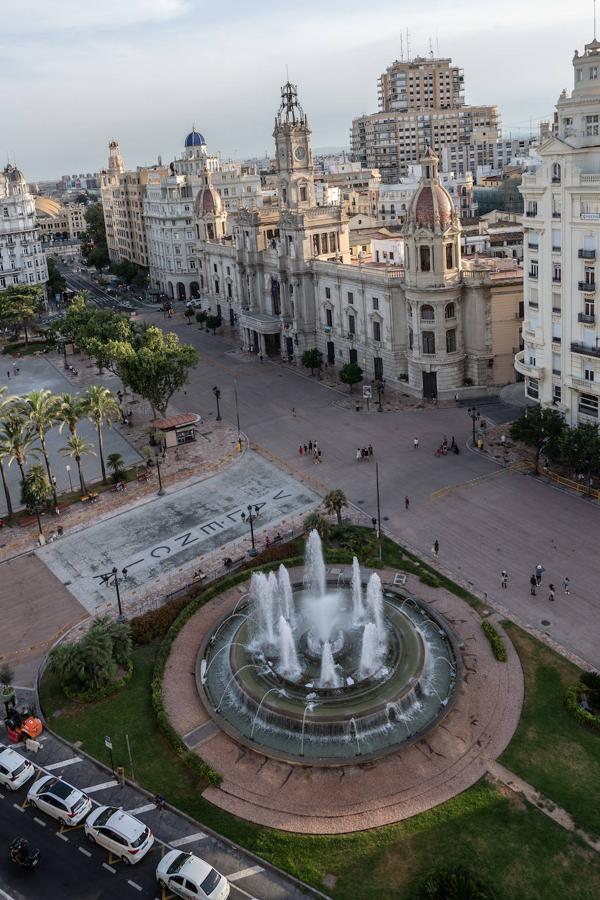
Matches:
[436,30,440,57]
[406,28,411,62]
[595,0,598,39]
[286,63,289,82]
[400,32,404,61]
[429,37,433,58]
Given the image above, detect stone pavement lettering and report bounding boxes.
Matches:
[37,451,319,613]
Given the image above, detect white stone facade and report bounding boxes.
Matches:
[0,165,48,291]
[517,35,600,426]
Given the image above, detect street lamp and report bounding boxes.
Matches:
[65,464,73,493]
[154,449,165,496]
[467,407,480,445]
[212,385,222,421]
[101,566,128,622]
[241,504,261,557]
[374,378,385,413]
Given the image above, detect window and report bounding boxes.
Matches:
[325,308,333,327]
[348,314,355,335]
[446,329,456,353]
[579,393,598,417]
[529,260,539,278]
[444,302,455,319]
[585,367,595,382]
[322,234,329,253]
[373,320,381,342]
[422,331,435,354]
[445,243,454,268]
[552,263,561,283]
[552,352,561,375]
[585,299,595,317]
[527,377,539,399]
[214,279,220,294]
[300,187,307,202]
[577,68,583,81]
[526,201,538,217]
[347,291,354,304]
[552,163,561,183]
[591,66,598,80]
[372,297,379,310]
[421,304,434,320]
[586,115,600,136]
[409,328,414,350]
[553,384,562,405]
[420,245,431,271]
[325,287,331,299]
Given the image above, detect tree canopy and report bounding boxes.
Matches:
[301,347,323,375]
[339,362,363,393]
[510,406,566,473]
[0,284,46,344]
[82,203,109,270]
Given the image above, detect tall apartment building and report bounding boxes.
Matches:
[516,35,600,425]
[351,56,500,182]
[34,198,87,242]
[100,141,168,270]
[0,164,48,291]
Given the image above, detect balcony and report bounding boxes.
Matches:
[552,246,562,253]
[579,281,596,292]
[552,212,561,219]
[578,312,596,324]
[525,210,539,218]
[579,248,596,259]
[571,341,600,358]
[527,242,539,251]
[514,350,545,380]
[528,270,539,279]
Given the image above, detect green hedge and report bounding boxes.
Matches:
[63,659,134,703]
[150,555,306,788]
[419,572,440,588]
[564,683,600,732]
[482,620,507,662]
[415,864,498,899]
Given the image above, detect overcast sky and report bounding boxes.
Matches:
[0,0,595,180]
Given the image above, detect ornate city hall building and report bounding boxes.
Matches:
[195,83,522,398]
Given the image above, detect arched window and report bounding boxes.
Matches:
[420,245,431,272]
[552,163,561,183]
[408,328,413,350]
[445,302,455,319]
[422,331,435,354]
[421,304,435,320]
[446,329,457,353]
[445,243,454,269]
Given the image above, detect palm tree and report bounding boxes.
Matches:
[84,386,120,484]
[0,387,17,519]
[18,389,61,506]
[323,489,349,526]
[60,435,95,495]
[58,393,87,437]
[1,413,37,483]
[107,452,125,483]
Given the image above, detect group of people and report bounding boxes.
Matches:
[356,445,374,462]
[435,436,459,457]
[501,565,571,601]
[298,440,323,463]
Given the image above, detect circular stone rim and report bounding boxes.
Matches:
[196,581,463,767]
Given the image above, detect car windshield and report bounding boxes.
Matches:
[167,852,192,874]
[94,807,117,827]
[131,827,149,848]
[200,869,221,895]
[11,761,28,777]
[46,779,74,800]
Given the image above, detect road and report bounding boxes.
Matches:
[0,699,317,900]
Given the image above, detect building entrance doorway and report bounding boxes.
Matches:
[327,341,335,364]
[349,348,358,365]
[422,371,437,399]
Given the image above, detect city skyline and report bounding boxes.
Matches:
[0,0,595,179]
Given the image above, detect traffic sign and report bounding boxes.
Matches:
[362,385,372,399]
[104,735,112,750]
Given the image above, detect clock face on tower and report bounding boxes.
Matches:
[294,146,306,161]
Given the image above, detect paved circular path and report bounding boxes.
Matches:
[163,567,523,834]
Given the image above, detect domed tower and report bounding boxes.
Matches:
[194,176,226,241]
[273,82,315,210]
[107,140,125,176]
[184,127,207,159]
[402,148,464,398]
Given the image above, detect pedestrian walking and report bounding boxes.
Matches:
[304,444,308,455]
[6,371,9,379]
[433,539,439,558]
[530,574,537,596]
[413,438,419,449]
[356,448,361,462]
[259,354,264,363]
[368,444,373,458]
[535,564,544,586]
[298,445,303,457]
[15,367,19,375]
[317,448,322,462]
[308,440,313,453]
[501,570,508,589]
[548,583,556,602]
[563,576,570,595]
[291,407,296,417]
[405,495,410,510]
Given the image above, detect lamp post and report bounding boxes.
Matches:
[154,450,165,496]
[234,379,241,448]
[212,385,222,421]
[241,504,261,557]
[102,566,128,622]
[65,464,73,493]
[375,461,383,562]
[467,407,480,445]
[375,379,384,413]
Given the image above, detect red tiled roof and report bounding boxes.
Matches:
[153,413,199,430]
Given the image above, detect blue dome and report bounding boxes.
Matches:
[184,128,205,147]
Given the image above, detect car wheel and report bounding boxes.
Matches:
[61,817,70,827]
[121,855,131,865]
[86,831,96,843]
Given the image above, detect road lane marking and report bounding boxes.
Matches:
[33,816,46,826]
[126,803,156,815]
[46,757,82,771]
[56,831,69,842]
[127,881,142,892]
[84,779,118,793]
[13,803,25,812]
[78,846,92,857]
[169,832,207,847]
[227,866,264,882]
[103,863,116,873]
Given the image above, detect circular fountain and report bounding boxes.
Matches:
[198,531,461,765]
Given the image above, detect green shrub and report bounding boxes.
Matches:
[415,865,498,899]
[48,616,133,697]
[481,620,507,662]
[419,572,440,588]
[564,683,600,732]
[130,595,190,645]
[581,671,600,692]
[63,659,133,702]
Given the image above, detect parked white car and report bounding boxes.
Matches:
[27,775,91,825]
[156,850,230,899]
[0,744,35,790]
[85,806,154,865]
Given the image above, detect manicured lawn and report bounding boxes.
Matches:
[500,622,600,837]
[41,642,600,899]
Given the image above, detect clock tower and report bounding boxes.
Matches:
[273,82,315,210]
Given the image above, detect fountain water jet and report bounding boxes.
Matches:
[359,622,382,678]
[251,572,275,646]
[351,557,365,623]
[366,573,386,644]
[319,641,341,688]
[304,530,326,599]
[277,616,301,679]
[278,565,295,626]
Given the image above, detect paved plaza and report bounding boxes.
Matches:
[0,355,140,514]
[37,450,319,612]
